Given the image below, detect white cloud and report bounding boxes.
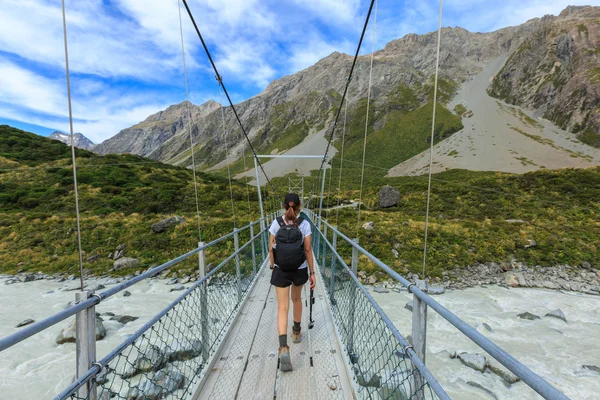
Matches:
[288,38,355,73]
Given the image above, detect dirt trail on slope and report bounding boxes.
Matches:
[234,129,337,186]
[388,56,600,177]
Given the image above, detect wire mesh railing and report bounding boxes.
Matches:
[56,224,268,400]
[304,208,571,400]
[306,212,444,400]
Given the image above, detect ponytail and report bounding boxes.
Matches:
[283,201,299,225]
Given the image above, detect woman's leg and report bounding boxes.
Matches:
[276,286,290,337]
[291,284,303,325]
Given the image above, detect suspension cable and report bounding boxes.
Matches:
[306,0,377,210]
[220,89,237,228]
[61,0,85,291]
[181,0,278,197]
[356,0,378,237]
[335,95,349,226]
[241,152,252,215]
[178,0,203,241]
[422,0,444,277]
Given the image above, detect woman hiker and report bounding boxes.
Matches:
[269,193,316,372]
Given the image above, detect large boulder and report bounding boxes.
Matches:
[56,317,106,345]
[545,309,567,323]
[486,359,520,384]
[151,216,185,233]
[458,353,486,372]
[164,338,203,362]
[110,315,139,325]
[517,312,540,320]
[113,257,139,271]
[378,186,400,208]
[122,345,167,378]
[128,369,184,400]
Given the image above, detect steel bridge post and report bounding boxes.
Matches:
[75,290,97,400]
[411,279,428,399]
[320,224,328,280]
[234,228,242,303]
[249,224,257,277]
[348,237,359,363]
[329,227,338,304]
[198,241,209,363]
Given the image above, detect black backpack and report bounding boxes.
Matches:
[274,216,306,272]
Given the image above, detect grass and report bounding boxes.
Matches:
[0,125,267,276]
[453,104,467,116]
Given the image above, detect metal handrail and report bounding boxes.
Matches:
[0,218,267,353]
[305,209,570,400]
[55,227,268,400]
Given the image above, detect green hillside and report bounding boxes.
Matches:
[0,125,265,277]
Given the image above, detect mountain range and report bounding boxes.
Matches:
[49,131,95,150]
[92,5,600,179]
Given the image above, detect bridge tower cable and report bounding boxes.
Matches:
[181,0,279,200]
[356,0,378,237]
[422,0,444,277]
[306,0,377,210]
[61,0,85,291]
[178,0,203,241]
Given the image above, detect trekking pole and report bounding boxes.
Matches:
[308,288,315,329]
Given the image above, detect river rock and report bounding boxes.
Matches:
[583,365,600,374]
[19,274,36,283]
[482,323,494,333]
[458,353,486,372]
[88,283,105,292]
[113,257,139,271]
[122,345,167,378]
[545,309,567,322]
[123,290,131,297]
[16,319,35,328]
[128,369,184,400]
[56,317,106,345]
[169,284,185,292]
[165,338,203,361]
[362,221,375,230]
[110,315,139,325]
[151,216,185,233]
[466,381,498,399]
[504,273,519,287]
[378,186,400,208]
[517,312,540,320]
[486,359,520,384]
[366,275,377,285]
[373,286,389,294]
[166,278,178,285]
[524,239,537,249]
[404,302,413,312]
[428,286,445,295]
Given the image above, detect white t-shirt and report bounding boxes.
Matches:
[269,216,312,269]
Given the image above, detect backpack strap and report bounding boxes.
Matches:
[276,216,285,227]
[296,217,304,226]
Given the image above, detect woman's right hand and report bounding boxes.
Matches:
[309,273,316,289]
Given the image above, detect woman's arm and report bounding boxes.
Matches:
[269,233,276,269]
[304,235,316,289]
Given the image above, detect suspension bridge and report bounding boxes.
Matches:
[0,0,576,399]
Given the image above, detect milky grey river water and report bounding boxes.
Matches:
[0,277,598,399]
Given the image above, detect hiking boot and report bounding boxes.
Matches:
[291,328,302,344]
[279,346,292,372]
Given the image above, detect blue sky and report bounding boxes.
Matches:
[0,0,593,143]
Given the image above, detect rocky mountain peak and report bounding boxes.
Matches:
[49,131,95,150]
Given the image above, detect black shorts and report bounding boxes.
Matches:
[270,267,309,288]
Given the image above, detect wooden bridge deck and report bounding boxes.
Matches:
[194,264,355,399]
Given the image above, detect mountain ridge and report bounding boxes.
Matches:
[94,6,600,177]
[49,131,95,150]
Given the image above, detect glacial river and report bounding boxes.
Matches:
[0,277,598,399]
